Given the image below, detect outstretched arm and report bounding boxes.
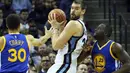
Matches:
[112,43,130,73]
[26,27,52,47]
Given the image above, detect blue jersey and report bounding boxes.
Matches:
[0,34,30,73]
[91,40,121,73]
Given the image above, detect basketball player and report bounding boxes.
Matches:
[47,0,87,73]
[0,14,52,73]
[78,23,130,73]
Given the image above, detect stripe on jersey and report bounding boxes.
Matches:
[56,37,80,73]
[0,53,1,70]
[56,20,85,73]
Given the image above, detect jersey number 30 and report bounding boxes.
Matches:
[8,48,26,62]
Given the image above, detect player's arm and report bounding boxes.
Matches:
[77,41,93,64]
[112,43,130,73]
[51,20,79,50]
[26,27,52,47]
[0,36,5,52]
[26,35,49,47]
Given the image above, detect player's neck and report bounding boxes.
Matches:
[8,30,20,34]
[79,15,84,21]
[97,38,109,47]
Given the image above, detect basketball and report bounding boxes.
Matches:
[48,9,66,23]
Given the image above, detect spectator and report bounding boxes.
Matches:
[58,0,74,20]
[20,9,29,34]
[82,56,92,64]
[86,63,96,73]
[1,0,15,30]
[29,0,57,35]
[28,23,39,38]
[0,0,4,7]
[36,47,52,73]
[38,44,47,57]
[29,0,45,32]
[12,0,32,14]
[39,55,52,73]
[44,0,57,9]
[77,63,89,73]
[0,7,3,35]
[49,52,56,65]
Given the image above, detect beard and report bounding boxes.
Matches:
[70,14,80,20]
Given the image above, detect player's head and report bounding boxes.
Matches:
[6,14,20,31]
[70,0,87,20]
[94,23,112,40]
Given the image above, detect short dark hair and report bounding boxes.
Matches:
[73,0,87,9]
[105,24,112,37]
[20,9,28,14]
[6,14,20,30]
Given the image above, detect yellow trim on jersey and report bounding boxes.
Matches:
[0,36,6,52]
[110,42,118,60]
[97,40,111,50]
[25,36,31,49]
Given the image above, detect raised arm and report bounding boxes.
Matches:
[112,43,130,73]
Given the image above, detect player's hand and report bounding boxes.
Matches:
[48,13,66,29]
[44,26,52,38]
[82,42,93,52]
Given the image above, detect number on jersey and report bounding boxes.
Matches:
[8,48,26,62]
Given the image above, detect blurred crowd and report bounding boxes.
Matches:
[0,0,96,73]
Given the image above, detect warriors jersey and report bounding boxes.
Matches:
[91,40,121,73]
[0,34,30,73]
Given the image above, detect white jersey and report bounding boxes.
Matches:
[47,19,87,73]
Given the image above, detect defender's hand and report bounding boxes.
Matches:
[82,42,93,52]
[44,26,52,38]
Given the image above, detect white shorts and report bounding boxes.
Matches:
[47,63,77,73]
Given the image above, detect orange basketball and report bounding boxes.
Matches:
[48,9,66,23]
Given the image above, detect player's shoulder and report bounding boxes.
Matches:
[25,34,34,40]
[0,36,6,52]
[66,20,81,29]
[0,36,5,43]
[112,42,122,49]
[26,34,34,38]
[68,20,80,25]
[111,42,123,53]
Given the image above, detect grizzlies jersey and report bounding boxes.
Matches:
[0,34,30,72]
[54,19,87,73]
[91,40,121,73]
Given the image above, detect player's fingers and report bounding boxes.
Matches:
[54,13,57,21]
[44,26,48,32]
[60,21,65,25]
[49,27,53,31]
[48,20,51,25]
[50,13,54,20]
[62,20,67,26]
[48,15,51,21]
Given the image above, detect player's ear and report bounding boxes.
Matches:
[104,30,108,37]
[81,9,86,15]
